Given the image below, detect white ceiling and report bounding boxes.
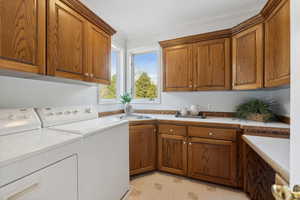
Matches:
[82,0,267,41]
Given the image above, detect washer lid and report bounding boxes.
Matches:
[49,118,127,136]
[0,128,81,168]
[0,108,41,136]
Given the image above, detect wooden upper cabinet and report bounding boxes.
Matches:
[129,125,157,175]
[232,24,264,90]
[0,0,46,74]
[47,0,88,81]
[188,137,237,187]
[193,38,231,90]
[158,134,187,176]
[87,23,111,84]
[163,45,193,91]
[264,0,290,88]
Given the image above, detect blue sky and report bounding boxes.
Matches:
[111,50,118,76]
[133,52,158,83]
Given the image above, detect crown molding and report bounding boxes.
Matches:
[159,29,232,48]
[159,0,288,47]
[59,0,116,35]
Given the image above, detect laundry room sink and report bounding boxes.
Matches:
[119,114,152,120]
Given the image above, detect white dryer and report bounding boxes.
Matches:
[37,105,130,200]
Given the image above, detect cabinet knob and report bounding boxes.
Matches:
[183,141,186,145]
[90,74,94,78]
[84,73,89,77]
[209,132,214,136]
[189,85,193,88]
[170,129,174,132]
[189,142,192,146]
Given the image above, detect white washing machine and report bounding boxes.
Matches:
[37,105,130,200]
[0,108,81,200]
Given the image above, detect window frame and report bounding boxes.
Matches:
[127,47,161,104]
[98,45,124,104]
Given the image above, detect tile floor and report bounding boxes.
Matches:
[126,172,250,200]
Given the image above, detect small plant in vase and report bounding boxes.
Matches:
[120,92,133,116]
[235,99,277,122]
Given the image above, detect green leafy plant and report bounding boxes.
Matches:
[235,99,276,122]
[135,72,157,99]
[120,92,132,104]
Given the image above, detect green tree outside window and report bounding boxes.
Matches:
[134,72,157,99]
[99,74,117,99]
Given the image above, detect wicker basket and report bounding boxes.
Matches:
[246,113,269,122]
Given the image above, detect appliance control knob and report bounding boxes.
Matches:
[73,110,79,114]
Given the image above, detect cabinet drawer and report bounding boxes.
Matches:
[159,124,187,136]
[188,126,236,141]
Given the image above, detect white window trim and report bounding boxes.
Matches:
[127,46,161,104]
[98,44,124,104]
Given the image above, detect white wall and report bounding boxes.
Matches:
[0,74,289,115]
[290,0,300,187]
[132,89,290,114]
[0,75,98,108]
[270,87,290,117]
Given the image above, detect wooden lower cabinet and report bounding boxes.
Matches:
[243,142,275,200]
[187,137,237,187]
[158,134,187,175]
[129,124,157,175]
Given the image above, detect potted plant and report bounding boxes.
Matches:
[235,99,277,122]
[120,92,133,115]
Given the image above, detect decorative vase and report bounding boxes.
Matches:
[190,105,199,116]
[124,103,133,116]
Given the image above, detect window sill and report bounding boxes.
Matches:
[98,100,121,105]
[131,99,161,104]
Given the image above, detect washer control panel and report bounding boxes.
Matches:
[36,105,98,127]
[0,108,41,136]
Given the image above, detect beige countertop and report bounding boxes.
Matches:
[242,135,290,182]
[102,113,290,129]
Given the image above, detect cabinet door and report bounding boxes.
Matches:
[264,0,290,88]
[47,0,88,81]
[193,38,231,90]
[0,0,46,74]
[158,134,187,175]
[87,23,111,84]
[129,125,156,175]
[243,142,275,200]
[232,24,264,90]
[163,45,193,91]
[188,137,237,186]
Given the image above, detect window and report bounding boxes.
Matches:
[98,46,122,103]
[128,49,160,103]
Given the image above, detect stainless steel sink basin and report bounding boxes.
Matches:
[119,114,152,120]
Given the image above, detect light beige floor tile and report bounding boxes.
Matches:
[127,172,250,200]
